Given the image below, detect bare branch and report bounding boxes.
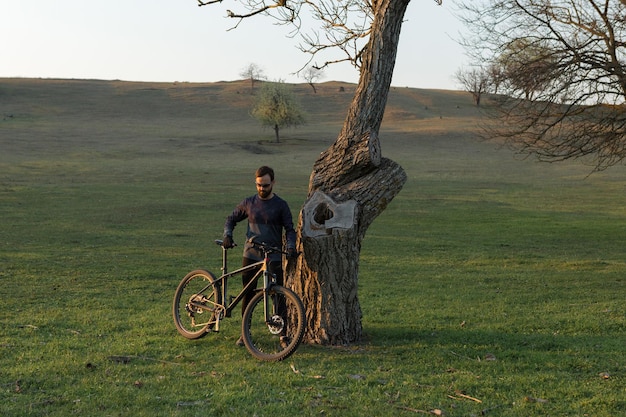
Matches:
[198,0,223,6]
[459,0,626,171]
[223,1,294,20]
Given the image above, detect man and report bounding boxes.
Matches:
[222,166,297,346]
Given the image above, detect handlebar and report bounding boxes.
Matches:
[246,237,284,255]
[214,238,300,258]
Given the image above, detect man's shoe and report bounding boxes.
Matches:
[236,336,245,347]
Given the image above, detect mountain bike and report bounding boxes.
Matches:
[172,237,306,361]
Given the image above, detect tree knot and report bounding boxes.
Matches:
[303,191,357,237]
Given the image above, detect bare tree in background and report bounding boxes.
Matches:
[239,63,266,93]
[302,66,325,93]
[455,67,490,106]
[458,0,626,171]
[199,0,443,345]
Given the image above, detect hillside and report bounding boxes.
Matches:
[0,78,480,157]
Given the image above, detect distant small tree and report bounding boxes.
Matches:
[239,63,266,93]
[302,66,325,93]
[486,63,505,94]
[495,38,557,100]
[455,67,490,106]
[251,81,306,143]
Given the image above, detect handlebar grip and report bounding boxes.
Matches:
[215,239,237,248]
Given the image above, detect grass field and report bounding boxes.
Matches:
[1,78,625,416]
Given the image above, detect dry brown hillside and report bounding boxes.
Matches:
[0,78,482,172]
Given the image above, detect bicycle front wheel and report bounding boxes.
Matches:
[242,285,305,361]
[172,269,222,339]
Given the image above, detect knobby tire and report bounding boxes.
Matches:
[242,285,305,361]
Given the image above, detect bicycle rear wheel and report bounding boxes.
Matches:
[172,269,222,339]
[242,285,305,361]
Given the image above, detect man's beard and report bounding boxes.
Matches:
[258,187,272,199]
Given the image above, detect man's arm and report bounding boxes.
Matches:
[281,202,297,250]
[224,199,249,237]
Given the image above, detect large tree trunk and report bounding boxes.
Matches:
[286,0,409,345]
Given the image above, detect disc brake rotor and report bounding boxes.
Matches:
[267,315,285,335]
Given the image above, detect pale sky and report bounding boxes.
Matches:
[1,0,467,90]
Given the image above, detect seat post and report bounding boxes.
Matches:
[221,245,228,274]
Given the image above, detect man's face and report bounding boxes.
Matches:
[255,174,273,199]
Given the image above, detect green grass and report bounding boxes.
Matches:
[1,78,625,416]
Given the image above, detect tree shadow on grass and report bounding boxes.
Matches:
[365,324,624,371]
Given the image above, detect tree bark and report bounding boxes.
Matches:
[287,0,409,345]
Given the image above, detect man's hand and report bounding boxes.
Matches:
[222,235,235,249]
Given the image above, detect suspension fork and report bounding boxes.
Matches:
[261,255,273,324]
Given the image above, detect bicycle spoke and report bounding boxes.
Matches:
[172,270,221,339]
[242,286,305,361]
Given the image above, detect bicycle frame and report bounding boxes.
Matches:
[192,241,278,331]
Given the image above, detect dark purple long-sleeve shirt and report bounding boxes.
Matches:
[224,194,296,261]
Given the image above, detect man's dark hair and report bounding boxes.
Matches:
[255,166,274,181]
